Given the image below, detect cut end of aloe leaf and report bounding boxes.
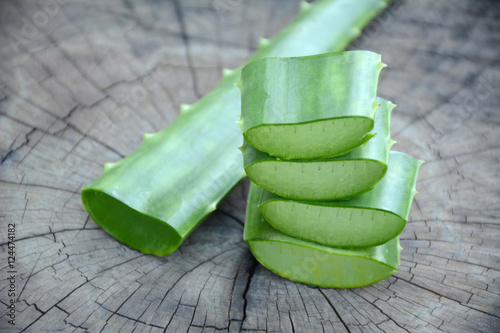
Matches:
[244,117,374,160]
[244,183,400,288]
[247,240,398,288]
[246,159,387,200]
[260,203,405,249]
[258,150,423,248]
[82,189,182,256]
[242,97,393,200]
[240,51,383,160]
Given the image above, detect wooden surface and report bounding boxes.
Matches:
[1,0,499,332]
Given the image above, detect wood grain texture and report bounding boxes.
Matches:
[1,0,499,332]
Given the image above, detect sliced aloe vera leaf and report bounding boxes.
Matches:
[81,128,241,255]
[238,51,384,160]
[82,0,394,256]
[259,151,423,248]
[243,98,395,201]
[244,183,401,288]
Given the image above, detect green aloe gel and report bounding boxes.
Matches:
[259,151,423,248]
[238,51,385,160]
[242,98,395,201]
[244,182,402,288]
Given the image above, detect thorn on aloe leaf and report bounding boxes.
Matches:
[300,1,311,12]
[258,37,270,48]
[235,120,243,131]
[180,104,192,115]
[222,68,233,78]
[352,27,362,36]
[104,162,115,171]
[208,203,217,212]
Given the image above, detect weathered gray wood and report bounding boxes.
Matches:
[1,0,499,332]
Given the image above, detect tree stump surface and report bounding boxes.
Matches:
[1,0,499,332]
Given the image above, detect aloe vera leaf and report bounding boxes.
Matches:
[243,98,395,201]
[81,0,394,256]
[244,183,401,288]
[238,51,384,160]
[259,151,423,249]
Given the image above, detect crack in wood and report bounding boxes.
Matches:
[216,209,245,227]
[318,289,352,333]
[19,277,97,332]
[395,276,500,320]
[172,0,201,99]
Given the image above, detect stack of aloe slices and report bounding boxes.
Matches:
[240,51,423,288]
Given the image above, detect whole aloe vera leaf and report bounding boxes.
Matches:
[259,151,423,249]
[244,183,401,288]
[243,98,395,201]
[81,0,394,256]
[238,51,384,160]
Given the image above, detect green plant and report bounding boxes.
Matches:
[81,0,394,256]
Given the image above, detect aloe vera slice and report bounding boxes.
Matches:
[245,183,401,288]
[243,98,395,201]
[81,0,394,256]
[259,151,423,248]
[238,51,384,160]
